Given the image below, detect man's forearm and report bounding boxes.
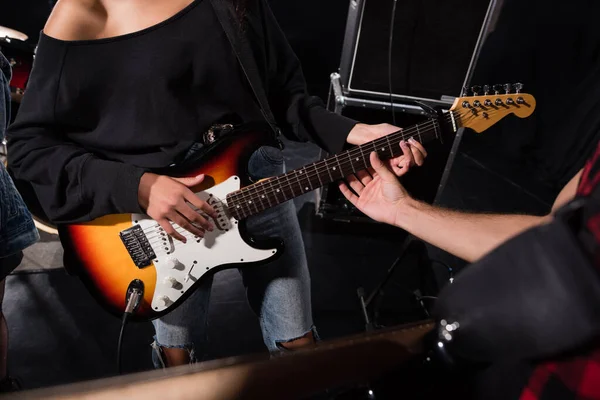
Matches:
[394,199,551,263]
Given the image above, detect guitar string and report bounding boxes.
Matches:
[140,110,466,231]
[233,104,514,208]
[139,106,503,233]
[231,117,444,197]
[227,116,451,214]
[227,107,505,218]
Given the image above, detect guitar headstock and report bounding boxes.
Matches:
[450,83,536,133]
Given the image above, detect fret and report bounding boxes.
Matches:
[270,176,286,204]
[281,174,296,201]
[230,195,246,220]
[433,120,439,140]
[350,150,364,172]
[385,134,394,158]
[243,189,260,215]
[260,179,272,209]
[371,140,378,159]
[360,145,368,168]
[313,162,323,188]
[265,178,278,205]
[346,150,356,174]
[333,154,344,178]
[416,124,422,143]
[254,181,267,212]
[279,174,292,200]
[292,168,304,195]
[325,159,334,182]
[297,167,312,193]
[375,138,392,160]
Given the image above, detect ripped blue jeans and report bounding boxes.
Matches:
[151,145,316,366]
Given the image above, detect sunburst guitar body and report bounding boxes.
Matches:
[57,88,536,321]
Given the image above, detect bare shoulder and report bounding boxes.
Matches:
[44,0,107,41]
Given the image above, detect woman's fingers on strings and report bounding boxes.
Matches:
[408,137,428,158]
[399,140,415,167]
[158,218,186,243]
[390,162,407,176]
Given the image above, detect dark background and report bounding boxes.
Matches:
[2,0,600,397]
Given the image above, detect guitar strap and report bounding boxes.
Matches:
[209,0,282,141]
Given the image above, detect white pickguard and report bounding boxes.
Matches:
[128,176,278,312]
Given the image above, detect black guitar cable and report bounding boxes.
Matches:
[117,286,142,375]
[388,0,399,126]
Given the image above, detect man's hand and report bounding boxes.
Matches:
[346,123,427,176]
[138,173,218,242]
[339,150,410,226]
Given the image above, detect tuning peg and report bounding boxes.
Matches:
[471,85,482,96]
[483,85,490,95]
[513,82,524,94]
[493,84,503,95]
[503,83,512,94]
[461,86,470,96]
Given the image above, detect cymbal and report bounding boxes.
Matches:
[0,26,28,42]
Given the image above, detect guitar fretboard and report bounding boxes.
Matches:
[226,113,457,220]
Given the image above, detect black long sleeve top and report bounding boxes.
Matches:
[7,0,357,224]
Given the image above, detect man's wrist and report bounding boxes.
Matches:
[393,196,421,229]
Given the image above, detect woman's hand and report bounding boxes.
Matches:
[346,123,427,176]
[138,173,218,242]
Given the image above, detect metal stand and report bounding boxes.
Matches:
[327,0,504,333]
[328,72,433,117]
[357,234,424,331]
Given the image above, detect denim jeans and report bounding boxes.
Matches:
[151,145,315,366]
[0,51,39,277]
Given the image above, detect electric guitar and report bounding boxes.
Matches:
[58,87,536,321]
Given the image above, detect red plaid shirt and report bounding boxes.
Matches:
[519,143,600,400]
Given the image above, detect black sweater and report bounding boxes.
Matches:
[7,0,357,224]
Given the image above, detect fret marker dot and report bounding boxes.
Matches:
[248,201,252,204]
[237,206,240,209]
[277,189,280,193]
[356,158,359,161]
[333,167,337,171]
[381,147,386,151]
[261,195,265,198]
[305,187,309,191]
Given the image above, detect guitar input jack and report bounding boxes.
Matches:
[117,280,144,374]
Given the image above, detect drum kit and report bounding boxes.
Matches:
[1,25,58,235]
[0,25,33,104]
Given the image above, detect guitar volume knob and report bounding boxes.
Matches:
[164,276,179,288]
[158,295,171,306]
[166,257,181,269]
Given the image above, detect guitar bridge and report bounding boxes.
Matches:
[119,224,156,268]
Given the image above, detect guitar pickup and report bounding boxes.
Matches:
[207,196,231,231]
[119,224,156,268]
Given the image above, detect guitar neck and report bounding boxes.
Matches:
[227,113,457,220]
